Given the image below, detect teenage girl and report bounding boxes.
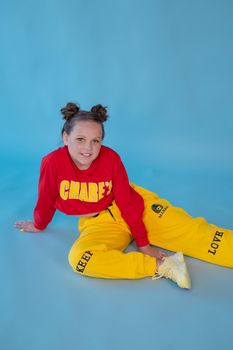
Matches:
[15,103,233,288]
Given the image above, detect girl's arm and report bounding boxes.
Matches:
[113,157,149,246]
[15,155,58,233]
[113,155,167,258]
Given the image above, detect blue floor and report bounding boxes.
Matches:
[1,156,233,350]
[1,0,233,348]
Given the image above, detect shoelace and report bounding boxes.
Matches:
[152,267,174,281]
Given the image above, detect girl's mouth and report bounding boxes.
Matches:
[81,153,92,157]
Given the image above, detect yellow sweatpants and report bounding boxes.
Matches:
[68,184,233,279]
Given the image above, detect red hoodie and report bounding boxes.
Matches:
[34,145,149,247]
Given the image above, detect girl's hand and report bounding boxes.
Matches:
[138,245,168,260]
[14,220,41,233]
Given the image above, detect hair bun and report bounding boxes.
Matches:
[91,104,108,122]
[60,102,80,120]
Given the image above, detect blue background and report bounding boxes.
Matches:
[1,1,233,350]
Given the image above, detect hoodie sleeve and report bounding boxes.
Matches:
[112,155,150,247]
[33,155,58,230]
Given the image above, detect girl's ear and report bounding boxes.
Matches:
[63,132,68,145]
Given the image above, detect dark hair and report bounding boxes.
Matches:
[60,102,108,139]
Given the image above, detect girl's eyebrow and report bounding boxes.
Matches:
[75,135,102,139]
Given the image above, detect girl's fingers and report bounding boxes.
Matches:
[15,221,31,225]
[15,222,40,233]
[15,221,32,230]
[159,252,168,259]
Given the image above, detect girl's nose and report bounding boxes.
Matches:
[83,141,92,151]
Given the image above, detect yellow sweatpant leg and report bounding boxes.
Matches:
[132,184,233,268]
[68,183,233,279]
[68,205,156,279]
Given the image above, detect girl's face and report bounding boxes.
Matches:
[63,120,103,170]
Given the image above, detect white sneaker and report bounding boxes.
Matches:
[152,252,191,289]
